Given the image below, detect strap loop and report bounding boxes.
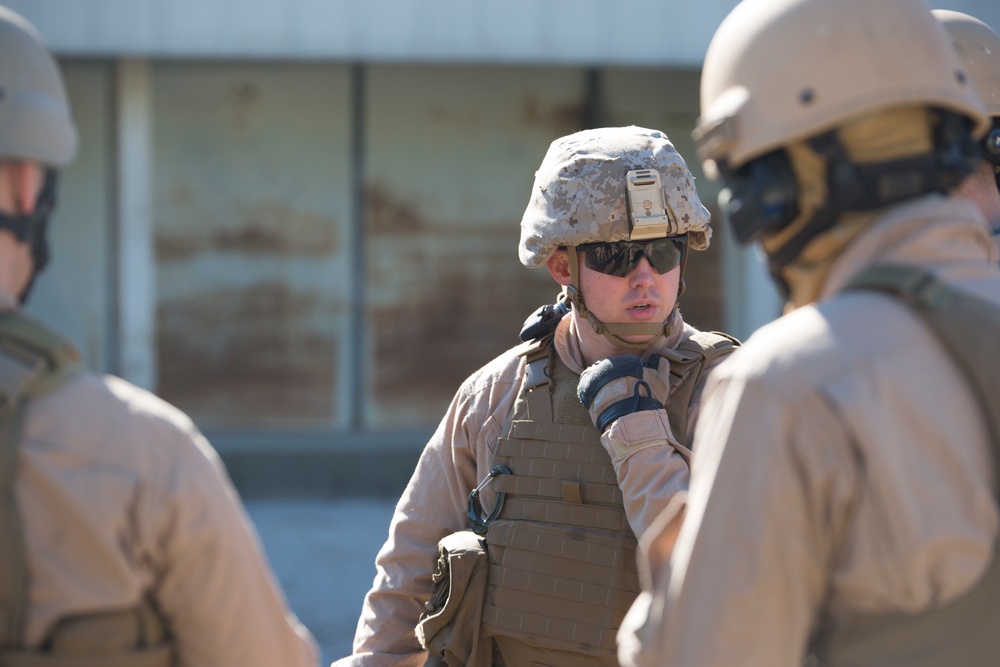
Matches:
[467,465,512,535]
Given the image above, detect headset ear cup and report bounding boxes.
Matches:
[719,149,801,245]
[926,110,979,192]
[982,125,1000,168]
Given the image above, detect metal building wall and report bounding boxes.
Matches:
[26,0,1000,492]
[25,61,115,371]
[151,63,354,431]
[14,1,1000,67]
[364,64,587,427]
[39,57,729,492]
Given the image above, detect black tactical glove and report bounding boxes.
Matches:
[578,355,670,432]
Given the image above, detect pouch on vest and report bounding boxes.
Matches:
[416,531,491,667]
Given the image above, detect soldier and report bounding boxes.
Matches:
[0,6,318,666]
[618,0,1000,666]
[936,10,1000,251]
[335,125,737,667]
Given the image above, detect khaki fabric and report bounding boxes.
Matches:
[416,531,490,667]
[335,309,727,667]
[482,348,638,666]
[809,264,1000,665]
[619,195,1000,667]
[1,291,318,667]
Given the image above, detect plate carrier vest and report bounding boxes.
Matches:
[809,263,1000,667]
[0,311,172,667]
[480,329,737,667]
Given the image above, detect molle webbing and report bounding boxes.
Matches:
[482,347,638,661]
[661,331,739,447]
[0,313,79,652]
[812,264,1000,667]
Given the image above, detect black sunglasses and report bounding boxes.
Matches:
[576,237,687,278]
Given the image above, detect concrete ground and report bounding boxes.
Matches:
[246,497,398,667]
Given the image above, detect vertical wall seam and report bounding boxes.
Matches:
[348,62,367,431]
[114,59,157,391]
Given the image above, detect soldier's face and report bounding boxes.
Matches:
[578,252,681,341]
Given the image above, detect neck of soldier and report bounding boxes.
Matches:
[569,309,658,367]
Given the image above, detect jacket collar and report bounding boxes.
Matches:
[819,194,995,302]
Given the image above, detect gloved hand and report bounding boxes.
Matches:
[578,354,670,432]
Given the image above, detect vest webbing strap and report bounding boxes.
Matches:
[487,520,637,572]
[662,330,739,448]
[0,313,79,650]
[491,473,623,506]
[813,263,1000,667]
[495,454,617,487]
[508,419,596,446]
[498,436,620,471]
[484,563,637,610]
[497,497,630,532]
[481,602,619,653]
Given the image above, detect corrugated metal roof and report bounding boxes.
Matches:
[4,0,738,65]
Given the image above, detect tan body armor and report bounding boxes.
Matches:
[481,331,735,667]
[0,312,172,667]
[810,264,1000,666]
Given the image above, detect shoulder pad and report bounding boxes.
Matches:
[518,301,569,342]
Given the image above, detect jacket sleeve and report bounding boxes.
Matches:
[618,372,859,667]
[600,409,689,540]
[144,420,320,667]
[598,341,732,541]
[334,366,509,667]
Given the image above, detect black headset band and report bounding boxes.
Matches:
[766,111,977,270]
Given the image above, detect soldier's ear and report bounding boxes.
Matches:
[0,160,43,216]
[546,248,572,286]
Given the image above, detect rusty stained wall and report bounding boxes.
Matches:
[603,68,725,334]
[26,61,114,372]
[364,64,587,427]
[152,63,353,429]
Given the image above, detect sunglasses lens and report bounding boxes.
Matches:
[582,238,685,277]
[649,239,685,273]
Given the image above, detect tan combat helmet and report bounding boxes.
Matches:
[935,10,1000,117]
[0,6,77,301]
[935,9,1000,190]
[693,0,988,268]
[519,126,711,350]
[0,6,76,167]
[695,0,988,174]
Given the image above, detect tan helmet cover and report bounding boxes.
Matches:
[694,0,990,172]
[518,126,711,269]
[0,7,76,167]
[934,10,1000,117]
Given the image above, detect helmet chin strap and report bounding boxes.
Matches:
[566,245,678,351]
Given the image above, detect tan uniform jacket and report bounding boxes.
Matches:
[618,195,1000,667]
[15,299,319,666]
[335,312,722,667]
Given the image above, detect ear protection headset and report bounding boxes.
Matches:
[717,150,800,245]
[717,109,980,269]
[981,118,1000,190]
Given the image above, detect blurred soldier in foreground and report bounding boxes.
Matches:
[336,126,737,667]
[0,6,318,666]
[936,9,1000,251]
[618,0,1000,665]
